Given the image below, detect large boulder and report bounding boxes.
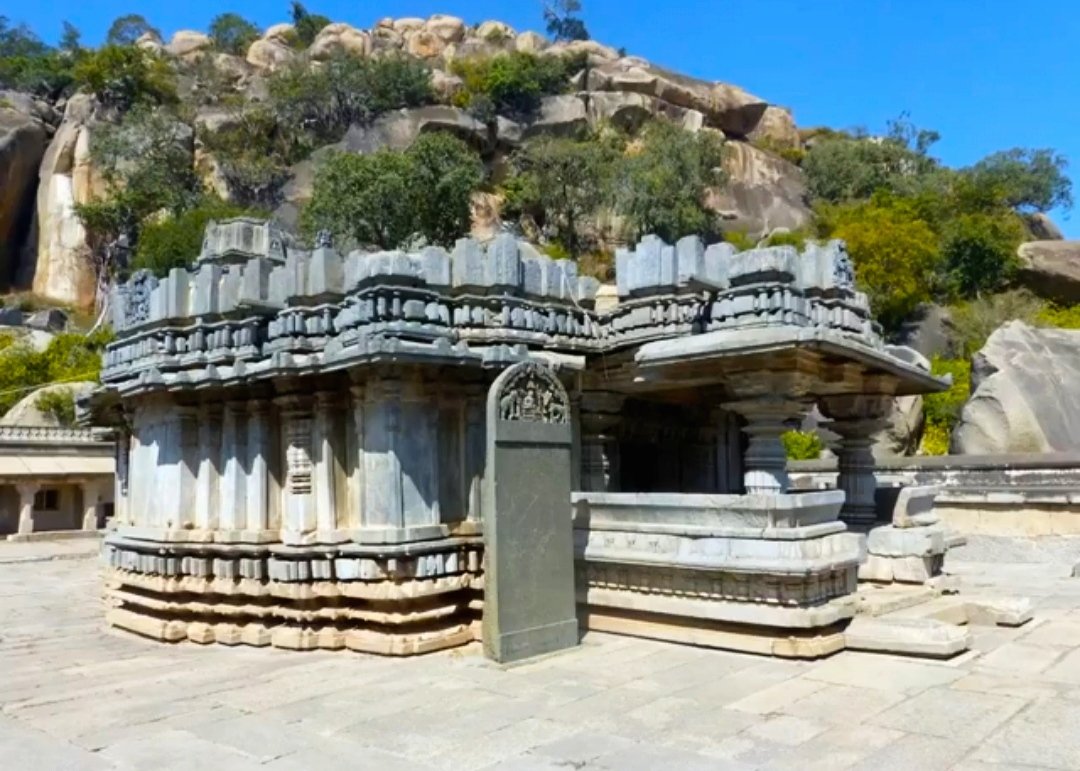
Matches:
[952,321,1080,454]
[405,29,446,60]
[515,31,549,54]
[0,102,48,285]
[708,141,812,237]
[586,58,768,137]
[32,94,99,307]
[342,106,488,154]
[246,38,297,72]
[309,23,371,61]
[1025,212,1063,241]
[424,14,466,44]
[1016,240,1080,303]
[167,30,212,58]
[0,381,96,427]
[895,303,954,360]
[748,106,800,150]
[872,348,930,458]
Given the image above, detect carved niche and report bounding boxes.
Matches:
[831,242,855,289]
[494,362,570,424]
[285,417,313,494]
[121,270,159,327]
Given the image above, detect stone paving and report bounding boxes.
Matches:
[4,538,1080,770]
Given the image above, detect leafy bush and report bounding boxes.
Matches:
[269,52,432,144]
[722,230,757,251]
[941,211,1025,298]
[450,52,579,119]
[948,290,1044,358]
[208,13,259,56]
[506,135,619,257]
[35,388,76,426]
[105,14,159,46]
[132,199,253,277]
[72,44,176,110]
[920,357,970,455]
[302,132,484,249]
[616,121,727,243]
[782,430,823,460]
[816,196,942,332]
[963,148,1072,213]
[761,229,809,250]
[1036,303,1080,329]
[0,331,110,417]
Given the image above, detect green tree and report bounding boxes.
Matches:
[133,198,252,276]
[0,16,47,58]
[941,211,1026,298]
[544,0,590,42]
[290,2,331,47]
[105,14,160,46]
[817,196,942,331]
[964,148,1072,213]
[506,135,619,257]
[201,107,299,208]
[782,430,823,460]
[72,44,176,110]
[59,21,82,54]
[615,121,727,242]
[208,13,260,56]
[0,17,76,97]
[948,290,1045,358]
[302,133,484,249]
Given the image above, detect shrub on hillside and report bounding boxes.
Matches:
[290,2,331,48]
[201,107,300,208]
[132,199,254,277]
[35,388,76,426]
[948,289,1044,358]
[450,52,580,119]
[1036,303,1080,329]
[721,231,757,251]
[302,133,484,250]
[0,17,79,97]
[105,14,159,46]
[269,52,432,144]
[616,121,727,243]
[921,356,970,455]
[72,44,176,110]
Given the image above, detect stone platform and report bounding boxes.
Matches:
[3,538,1080,770]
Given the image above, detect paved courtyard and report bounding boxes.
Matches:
[4,538,1080,770]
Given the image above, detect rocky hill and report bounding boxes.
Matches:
[1,13,810,309]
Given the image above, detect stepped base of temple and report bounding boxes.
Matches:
[102,536,483,656]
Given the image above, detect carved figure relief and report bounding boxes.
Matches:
[285,417,313,494]
[123,270,159,326]
[495,362,570,424]
[832,244,855,289]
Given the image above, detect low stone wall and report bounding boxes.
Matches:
[789,454,1080,536]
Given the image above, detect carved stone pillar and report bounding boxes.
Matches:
[313,392,341,535]
[16,481,39,535]
[246,401,270,532]
[348,384,365,530]
[725,398,811,494]
[277,396,315,537]
[219,401,247,532]
[579,391,625,493]
[195,403,222,531]
[821,395,892,529]
[81,479,102,531]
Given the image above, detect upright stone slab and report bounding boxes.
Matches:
[483,361,578,663]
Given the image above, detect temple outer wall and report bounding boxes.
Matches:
[790,454,1080,536]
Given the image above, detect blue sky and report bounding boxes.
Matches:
[13,0,1080,234]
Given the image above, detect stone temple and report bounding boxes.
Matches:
[89,217,948,659]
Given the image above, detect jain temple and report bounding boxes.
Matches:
[86,217,985,663]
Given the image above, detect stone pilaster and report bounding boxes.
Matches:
[464,385,485,523]
[16,481,39,535]
[277,396,315,537]
[218,402,247,532]
[194,403,222,531]
[114,429,131,526]
[579,391,625,493]
[347,384,365,531]
[313,392,341,535]
[246,401,271,532]
[725,398,811,494]
[81,480,102,531]
[821,394,892,529]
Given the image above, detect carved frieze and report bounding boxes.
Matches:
[494,362,570,424]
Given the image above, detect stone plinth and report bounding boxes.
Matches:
[858,486,963,587]
[572,490,862,658]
